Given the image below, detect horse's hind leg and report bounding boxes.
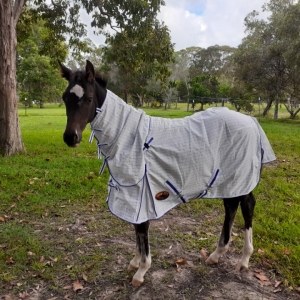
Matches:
[206,197,240,265]
[236,192,256,272]
[128,221,151,286]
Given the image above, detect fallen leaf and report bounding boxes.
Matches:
[39,256,45,263]
[0,217,5,222]
[167,284,174,288]
[254,272,272,286]
[27,251,35,256]
[205,232,214,236]
[286,202,292,206]
[73,280,83,292]
[19,291,29,299]
[200,248,207,259]
[63,285,72,290]
[176,259,187,265]
[258,249,265,255]
[6,257,14,264]
[275,281,282,288]
[254,272,269,282]
[176,265,182,272]
[50,257,58,262]
[284,249,291,255]
[232,232,238,236]
[82,273,88,282]
[274,288,282,293]
[117,259,122,265]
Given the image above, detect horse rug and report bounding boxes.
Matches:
[89,90,276,224]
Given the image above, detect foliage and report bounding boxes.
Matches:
[189,75,220,110]
[189,45,236,78]
[67,38,104,70]
[17,21,67,107]
[103,20,174,105]
[233,0,300,119]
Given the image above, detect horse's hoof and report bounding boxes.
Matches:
[128,264,138,271]
[205,256,218,265]
[131,279,143,287]
[236,263,248,272]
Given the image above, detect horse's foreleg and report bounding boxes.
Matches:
[236,192,256,272]
[206,197,240,265]
[128,221,151,286]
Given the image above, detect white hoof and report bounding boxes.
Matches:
[128,264,138,271]
[206,256,218,265]
[131,277,143,287]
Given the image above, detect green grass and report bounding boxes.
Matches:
[0,103,300,296]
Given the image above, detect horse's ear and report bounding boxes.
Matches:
[86,60,95,83]
[58,60,71,81]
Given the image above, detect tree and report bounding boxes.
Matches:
[103,20,174,105]
[17,19,68,108]
[66,38,104,70]
[0,1,25,156]
[189,75,220,110]
[0,0,170,156]
[234,0,300,119]
[190,45,236,78]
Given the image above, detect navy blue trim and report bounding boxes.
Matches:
[99,156,110,174]
[209,169,220,187]
[93,128,102,132]
[196,190,208,198]
[165,180,186,203]
[105,161,144,187]
[143,137,154,150]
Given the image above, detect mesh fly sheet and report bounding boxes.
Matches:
[90,90,276,224]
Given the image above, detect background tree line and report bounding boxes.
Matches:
[1,0,300,156]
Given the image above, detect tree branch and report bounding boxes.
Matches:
[13,0,26,28]
[96,0,120,32]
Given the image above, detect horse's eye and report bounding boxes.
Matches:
[87,97,93,103]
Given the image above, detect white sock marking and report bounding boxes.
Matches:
[70,84,84,99]
[239,228,253,269]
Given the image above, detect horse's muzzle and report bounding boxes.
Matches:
[63,131,81,147]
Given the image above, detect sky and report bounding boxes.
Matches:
[82,0,268,51]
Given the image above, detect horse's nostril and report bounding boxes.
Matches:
[63,131,80,146]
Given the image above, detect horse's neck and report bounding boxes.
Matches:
[95,83,107,109]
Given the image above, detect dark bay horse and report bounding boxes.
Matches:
[59,60,275,286]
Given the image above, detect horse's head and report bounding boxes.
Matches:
[58,60,106,147]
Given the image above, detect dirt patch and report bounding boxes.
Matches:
[1,212,299,300]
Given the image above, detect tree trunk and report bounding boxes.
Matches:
[263,98,273,116]
[0,1,25,156]
[273,98,279,120]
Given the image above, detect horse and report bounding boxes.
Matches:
[58,60,276,287]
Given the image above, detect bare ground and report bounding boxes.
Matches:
[1,209,300,300]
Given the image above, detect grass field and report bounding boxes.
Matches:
[0,103,300,297]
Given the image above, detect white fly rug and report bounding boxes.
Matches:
[90,90,276,224]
